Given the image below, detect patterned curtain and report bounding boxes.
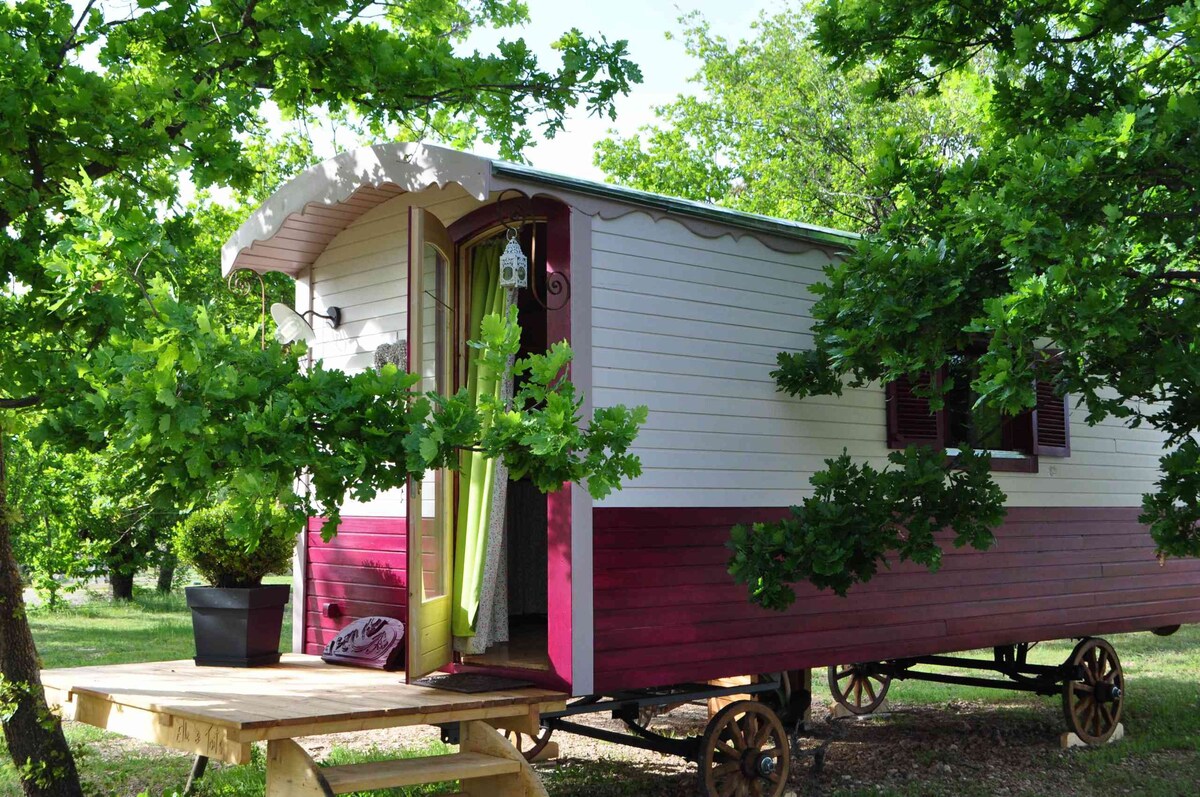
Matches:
[452,240,511,654]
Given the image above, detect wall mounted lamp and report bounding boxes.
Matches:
[270,303,342,344]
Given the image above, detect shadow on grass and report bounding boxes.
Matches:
[193,744,456,797]
[544,757,696,797]
[808,662,1200,797]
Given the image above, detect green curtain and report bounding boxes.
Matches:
[452,241,506,638]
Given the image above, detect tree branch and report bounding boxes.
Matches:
[48,0,98,84]
[1128,269,1200,282]
[0,396,42,410]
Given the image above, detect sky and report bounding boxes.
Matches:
[65,0,783,189]
[460,0,783,180]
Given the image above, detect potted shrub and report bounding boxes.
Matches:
[175,502,296,667]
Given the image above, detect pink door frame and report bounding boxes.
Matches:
[447,197,575,692]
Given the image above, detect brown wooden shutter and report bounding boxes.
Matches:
[886,372,947,448]
[1033,379,1071,457]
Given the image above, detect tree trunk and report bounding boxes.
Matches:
[156,552,176,594]
[106,541,139,602]
[108,570,134,601]
[0,435,85,797]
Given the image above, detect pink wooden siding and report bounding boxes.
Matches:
[591,506,1200,692]
[304,517,407,655]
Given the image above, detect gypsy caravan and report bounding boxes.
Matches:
[220,141,1200,791]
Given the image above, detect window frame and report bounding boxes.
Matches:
[885,358,1070,473]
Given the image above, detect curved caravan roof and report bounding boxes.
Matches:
[222,141,857,277]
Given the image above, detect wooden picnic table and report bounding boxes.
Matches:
[42,654,566,796]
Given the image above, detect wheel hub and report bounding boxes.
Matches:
[738,749,777,779]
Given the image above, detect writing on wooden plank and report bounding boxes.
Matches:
[71,694,251,765]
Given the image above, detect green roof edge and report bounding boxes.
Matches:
[491,160,860,249]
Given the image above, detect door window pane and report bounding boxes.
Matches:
[419,243,450,600]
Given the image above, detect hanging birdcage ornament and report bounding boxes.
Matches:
[498,227,528,289]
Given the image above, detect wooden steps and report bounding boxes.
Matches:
[321,752,519,793]
[266,720,548,797]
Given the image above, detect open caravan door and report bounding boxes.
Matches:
[406,207,456,681]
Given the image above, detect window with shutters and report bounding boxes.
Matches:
[885,351,1070,472]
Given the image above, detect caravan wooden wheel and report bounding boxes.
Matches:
[503,726,553,762]
[698,700,790,797]
[1062,637,1124,746]
[827,664,890,715]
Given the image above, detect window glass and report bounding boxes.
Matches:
[419,242,450,600]
[945,354,1017,453]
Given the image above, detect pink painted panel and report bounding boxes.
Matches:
[449,198,575,694]
[591,506,1200,692]
[304,516,407,655]
[306,548,407,568]
[541,201,574,692]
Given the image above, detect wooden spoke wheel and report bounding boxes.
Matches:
[698,699,791,797]
[1062,637,1124,746]
[631,703,680,729]
[503,726,553,762]
[827,664,891,715]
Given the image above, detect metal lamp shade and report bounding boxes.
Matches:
[270,303,317,344]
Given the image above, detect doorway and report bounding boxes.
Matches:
[458,221,551,672]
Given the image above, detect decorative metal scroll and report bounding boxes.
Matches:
[225,268,268,349]
[534,267,571,312]
[321,616,405,671]
[492,190,571,312]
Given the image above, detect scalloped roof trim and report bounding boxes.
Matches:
[221,142,490,275]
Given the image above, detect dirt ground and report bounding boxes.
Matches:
[217,696,1112,796]
[75,694,1164,796]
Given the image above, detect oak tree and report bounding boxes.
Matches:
[594,8,982,232]
[0,2,639,793]
[730,1,1200,608]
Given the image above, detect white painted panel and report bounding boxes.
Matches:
[592,213,836,273]
[303,185,484,519]
[593,307,811,351]
[593,251,817,307]
[630,408,886,442]
[593,238,825,293]
[590,213,1169,510]
[594,286,802,332]
[569,206,595,694]
[315,275,405,311]
[594,326,790,367]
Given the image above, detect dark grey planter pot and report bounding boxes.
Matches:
[185,584,291,667]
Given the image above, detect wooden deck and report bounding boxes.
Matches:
[42,654,567,766]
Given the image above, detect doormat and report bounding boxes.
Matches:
[411,673,535,694]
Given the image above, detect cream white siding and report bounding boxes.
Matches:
[589,212,1168,510]
[296,183,484,517]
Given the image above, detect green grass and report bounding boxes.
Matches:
[881,627,1200,753]
[819,627,1200,797]
[30,577,292,670]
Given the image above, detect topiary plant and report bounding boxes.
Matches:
[174,502,296,588]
